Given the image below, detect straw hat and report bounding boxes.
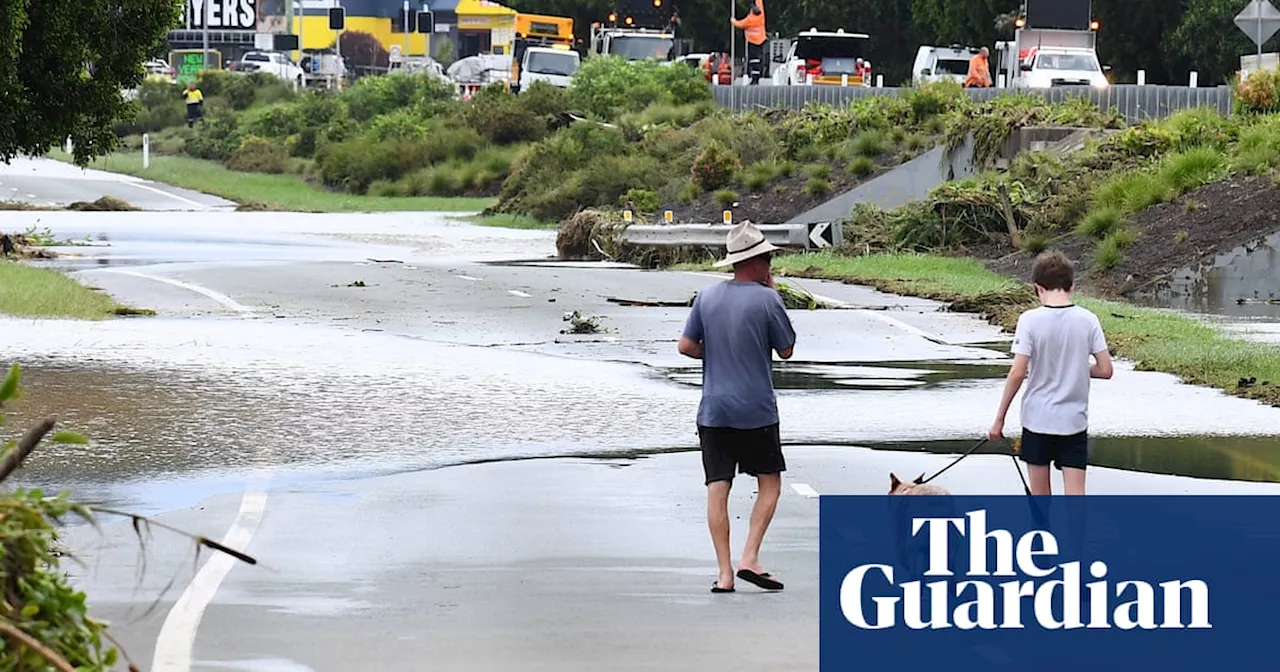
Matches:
[713,220,780,268]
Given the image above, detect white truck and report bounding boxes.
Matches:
[770,29,872,86]
[237,51,305,84]
[589,25,676,61]
[994,26,1109,89]
[517,45,580,90]
[912,45,981,85]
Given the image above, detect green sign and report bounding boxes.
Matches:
[172,50,221,84]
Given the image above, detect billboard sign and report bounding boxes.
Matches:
[182,0,259,31]
[1025,0,1092,31]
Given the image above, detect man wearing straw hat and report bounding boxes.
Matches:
[678,221,796,594]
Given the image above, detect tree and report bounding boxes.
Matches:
[335,30,391,71]
[1167,0,1275,85]
[0,0,182,167]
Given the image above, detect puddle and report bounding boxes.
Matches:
[858,436,1280,483]
[1131,229,1280,319]
[660,360,1010,391]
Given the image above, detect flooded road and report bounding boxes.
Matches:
[5,208,1280,672]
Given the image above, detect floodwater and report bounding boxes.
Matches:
[1132,228,1280,319]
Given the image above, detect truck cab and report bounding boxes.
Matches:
[589,26,676,61]
[994,27,1109,89]
[517,45,580,91]
[912,45,979,85]
[770,29,872,86]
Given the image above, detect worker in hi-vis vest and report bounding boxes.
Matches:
[731,0,766,85]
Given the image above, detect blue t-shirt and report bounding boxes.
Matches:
[681,280,797,429]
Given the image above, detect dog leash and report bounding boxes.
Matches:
[920,437,1032,496]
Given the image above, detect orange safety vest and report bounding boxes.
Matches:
[717,56,732,84]
[702,57,713,82]
[731,0,766,46]
[965,53,992,87]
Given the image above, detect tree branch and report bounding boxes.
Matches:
[0,418,55,484]
[0,620,77,672]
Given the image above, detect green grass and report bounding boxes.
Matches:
[456,214,556,230]
[0,262,150,319]
[765,250,1280,406]
[47,151,496,214]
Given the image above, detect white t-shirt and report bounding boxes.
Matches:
[1010,304,1109,436]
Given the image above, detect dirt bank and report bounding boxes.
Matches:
[982,176,1280,296]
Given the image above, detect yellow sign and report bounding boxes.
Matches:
[664,210,673,223]
[624,210,633,222]
[722,210,732,224]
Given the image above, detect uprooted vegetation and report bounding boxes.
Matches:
[840,102,1280,296]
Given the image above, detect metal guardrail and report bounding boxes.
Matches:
[621,221,843,250]
[712,84,1235,121]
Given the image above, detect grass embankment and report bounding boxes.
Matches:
[0,262,149,319]
[49,150,495,214]
[771,251,1280,405]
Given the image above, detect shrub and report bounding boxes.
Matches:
[242,103,303,139]
[1020,234,1050,254]
[183,111,242,161]
[677,180,700,203]
[805,178,830,196]
[904,132,927,150]
[850,129,890,157]
[570,56,712,121]
[1233,116,1280,173]
[695,113,778,167]
[804,163,830,180]
[620,188,660,212]
[366,108,429,142]
[742,162,777,191]
[1236,68,1280,114]
[1093,172,1172,214]
[225,74,257,110]
[713,189,739,207]
[226,135,288,173]
[1095,233,1125,269]
[369,179,405,197]
[690,141,739,191]
[518,80,573,116]
[848,156,876,177]
[461,89,547,144]
[1156,146,1226,194]
[1075,207,1123,239]
[340,71,457,122]
[903,81,966,122]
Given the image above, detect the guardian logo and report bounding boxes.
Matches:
[839,509,1211,631]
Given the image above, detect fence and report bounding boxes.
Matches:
[712,85,1236,122]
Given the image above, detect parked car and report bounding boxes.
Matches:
[237,51,304,84]
[143,58,176,83]
[912,45,980,85]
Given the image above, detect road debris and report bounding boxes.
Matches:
[561,310,605,334]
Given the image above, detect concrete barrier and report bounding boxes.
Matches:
[621,221,843,250]
[713,84,1235,121]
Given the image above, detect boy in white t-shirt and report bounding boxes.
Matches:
[988,251,1113,495]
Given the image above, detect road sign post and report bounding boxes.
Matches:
[1236,0,1280,61]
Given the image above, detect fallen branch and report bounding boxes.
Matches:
[89,506,257,565]
[0,621,76,672]
[0,418,55,484]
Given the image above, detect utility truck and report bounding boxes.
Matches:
[511,13,579,92]
[994,5,1109,89]
[588,1,678,61]
[770,29,872,86]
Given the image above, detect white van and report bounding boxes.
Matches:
[912,45,980,85]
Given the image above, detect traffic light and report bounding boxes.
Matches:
[328,7,345,30]
[416,10,434,33]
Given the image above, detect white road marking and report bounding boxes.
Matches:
[98,269,256,314]
[791,483,820,498]
[456,275,482,281]
[508,290,532,298]
[25,193,35,198]
[93,269,267,672]
[152,487,267,672]
[855,309,952,345]
[123,180,210,209]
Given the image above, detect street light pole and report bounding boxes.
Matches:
[202,0,210,72]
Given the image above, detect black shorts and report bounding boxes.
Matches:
[698,423,786,485]
[1020,428,1089,470]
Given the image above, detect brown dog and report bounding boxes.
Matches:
[888,472,950,495]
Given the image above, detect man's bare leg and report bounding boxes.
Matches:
[739,473,781,575]
[1062,467,1086,495]
[707,480,734,589]
[1028,464,1052,495]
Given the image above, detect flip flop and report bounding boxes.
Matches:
[737,569,784,590]
[711,583,735,593]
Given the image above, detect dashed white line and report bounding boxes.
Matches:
[791,483,820,498]
[508,290,532,298]
[93,268,266,672]
[456,275,482,281]
[855,309,953,345]
[98,269,256,314]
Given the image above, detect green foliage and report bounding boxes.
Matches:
[713,189,739,207]
[1232,115,1280,174]
[569,56,712,121]
[621,188,660,212]
[1020,234,1050,255]
[1075,207,1124,239]
[850,129,891,157]
[902,81,967,122]
[339,72,456,122]
[946,93,1126,169]
[242,103,304,139]
[460,86,549,144]
[0,0,183,165]
[805,178,830,196]
[226,135,289,174]
[690,141,740,192]
[848,155,877,177]
[518,80,574,116]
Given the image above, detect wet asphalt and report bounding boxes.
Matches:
[0,157,233,210]
[4,202,1280,671]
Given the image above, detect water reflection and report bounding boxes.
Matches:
[1132,228,1280,319]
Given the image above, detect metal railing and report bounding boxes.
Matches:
[712,84,1236,121]
[621,221,843,250]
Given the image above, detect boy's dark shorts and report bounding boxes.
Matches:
[698,423,786,485]
[1020,428,1089,470]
